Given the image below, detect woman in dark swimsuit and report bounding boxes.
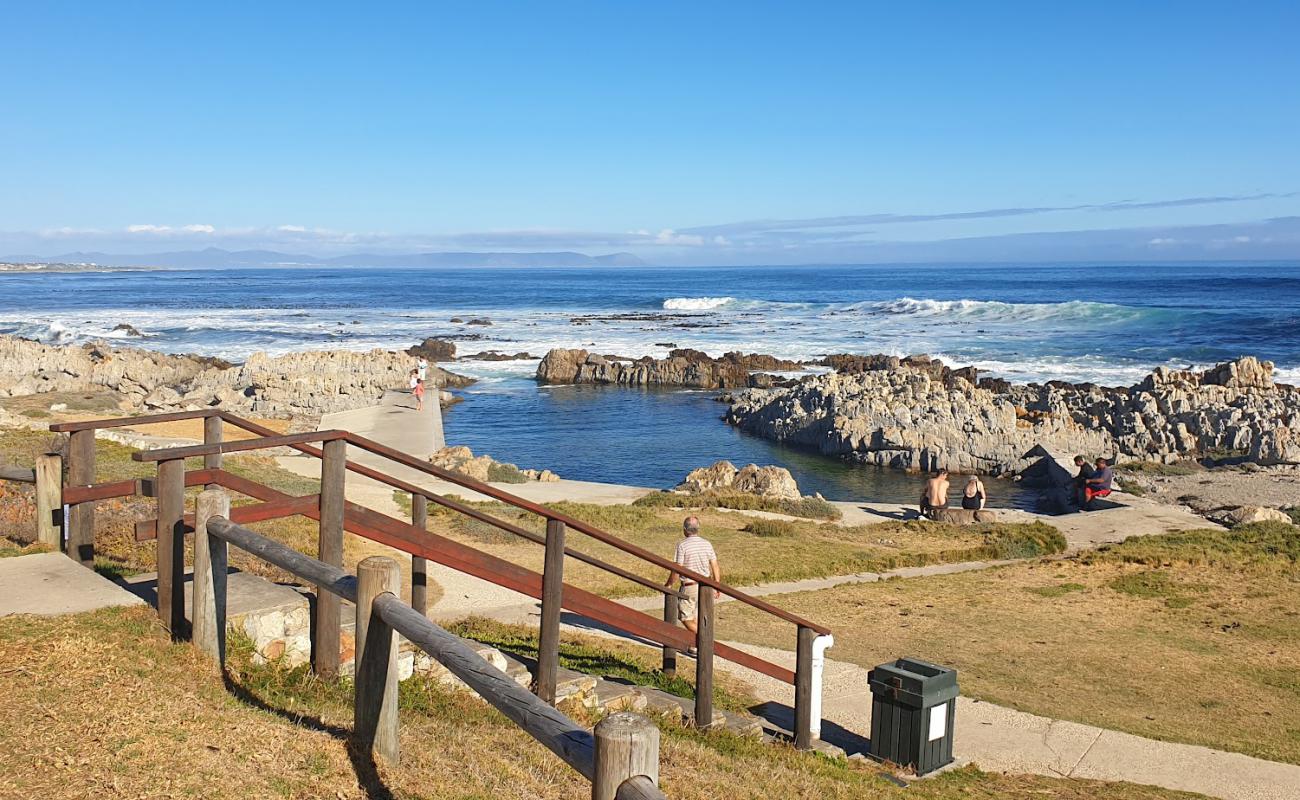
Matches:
[961,476,986,510]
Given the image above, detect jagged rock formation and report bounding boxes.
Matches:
[536,348,802,389]
[430,445,559,483]
[407,338,456,361]
[675,460,801,499]
[0,335,473,419]
[725,355,1300,474]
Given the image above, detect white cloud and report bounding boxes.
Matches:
[127,224,171,234]
[277,224,307,233]
[182,224,215,234]
[1147,237,1178,246]
[654,228,705,246]
[1233,235,1251,243]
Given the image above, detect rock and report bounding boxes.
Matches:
[0,334,474,419]
[407,338,456,361]
[112,323,143,337]
[466,318,493,326]
[462,351,535,361]
[536,347,803,389]
[429,445,558,483]
[674,460,800,499]
[724,355,1300,475]
[1209,505,1294,527]
[676,460,739,493]
[929,508,999,525]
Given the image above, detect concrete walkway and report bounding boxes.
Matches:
[0,552,144,616]
[723,640,1300,800]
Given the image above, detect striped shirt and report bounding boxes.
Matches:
[673,535,716,583]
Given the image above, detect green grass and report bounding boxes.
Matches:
[486,462,530,483]
[634,490,843,520]
[449,617,757,712]
[722,522,1300,765]
[742,518,799,537]
[1,605,1210,799]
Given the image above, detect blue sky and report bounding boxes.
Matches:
[2,1,1299,264]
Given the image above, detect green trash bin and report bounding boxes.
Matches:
[868,657,958,775]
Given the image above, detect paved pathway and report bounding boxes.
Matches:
[0,552,144,616]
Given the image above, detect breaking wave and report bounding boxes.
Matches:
[663,296,735,311]
[870,297,1155,325]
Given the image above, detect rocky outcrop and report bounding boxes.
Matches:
[675,460,801,499]
[407,338,456,361]
[1206,505,1294,528]
[725,355,1300,474]
[929,508,999,525]
[0,335,473,419]
[429,445,559,483]
[536,348,802,389]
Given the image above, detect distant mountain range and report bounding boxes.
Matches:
[1,247,645,269]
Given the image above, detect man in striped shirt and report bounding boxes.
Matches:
[664,516,721,654]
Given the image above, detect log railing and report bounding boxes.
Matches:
[44,407,830,748]
[196,495,667,800]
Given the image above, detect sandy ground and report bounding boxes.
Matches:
[1126,464,1300,514]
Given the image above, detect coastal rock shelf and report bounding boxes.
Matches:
[724,355,1300,474]
[536,347,802,389]
[0,335,472,419]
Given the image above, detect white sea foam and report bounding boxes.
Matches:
[870,297,1150,324]
[662,296,735,311]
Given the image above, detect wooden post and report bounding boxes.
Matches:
[156,457,187,637]
[193,489,230,667]
[694,584,715,729]
[661,592,678,677]
[65,428,95,566]
[411,493,428,616]
[355,556,401,765]
[202,415,223,488]
[536,517,565,704]
[794,624,815,750]
[34,453,62,549]
[315,437,346,678]
[593,712,660,800]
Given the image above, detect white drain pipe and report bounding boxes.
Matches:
[809,633,834,739]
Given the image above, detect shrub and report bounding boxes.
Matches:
[981,521,1067,560]
[485,462,530,484]
[742,518,799,538]
[632,491,842,521]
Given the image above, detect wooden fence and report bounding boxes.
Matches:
[194,489,666,799]
[24,407,829,749]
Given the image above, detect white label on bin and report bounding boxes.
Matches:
[928,703,947,741]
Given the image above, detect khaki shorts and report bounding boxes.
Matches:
[677,583,699,622]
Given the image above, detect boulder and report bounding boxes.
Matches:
[535,347,803,389]
[675,460,801,499]
[408,338,456,362]
[1209,505,1294,527]
[929,508,999,525]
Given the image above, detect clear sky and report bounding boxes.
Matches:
[2,1,1299,264]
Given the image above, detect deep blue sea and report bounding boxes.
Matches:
[4,262,1298,504]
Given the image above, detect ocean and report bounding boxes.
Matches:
[4,262,1298,505]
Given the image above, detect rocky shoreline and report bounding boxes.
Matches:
[723,353,1300,474]
[535,347,804,389]
[0,335,472,421]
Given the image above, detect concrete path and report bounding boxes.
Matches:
[721,640,1300,800]
[0,552,145,616]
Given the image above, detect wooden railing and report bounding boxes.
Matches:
[43,407,830,748]
[192,489,666,799]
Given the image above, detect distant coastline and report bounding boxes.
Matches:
[0,261,165,274]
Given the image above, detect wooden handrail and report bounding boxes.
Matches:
[130,430,348,461]
[49,408,221,433]
[341,431,832,635]
[0,465,36,483]
[205,515,668,799]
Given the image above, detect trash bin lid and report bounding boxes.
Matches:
[868,657,958,706]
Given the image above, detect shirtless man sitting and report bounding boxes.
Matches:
[920,468,949,520]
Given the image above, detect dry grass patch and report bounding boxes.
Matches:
[406,497,1065,597]
[719,522,1300,764]
[0,606,1205,800]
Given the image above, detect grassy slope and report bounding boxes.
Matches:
[0,606,1205,800]
[406,495,1065,597]
[720,522,1300,764]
